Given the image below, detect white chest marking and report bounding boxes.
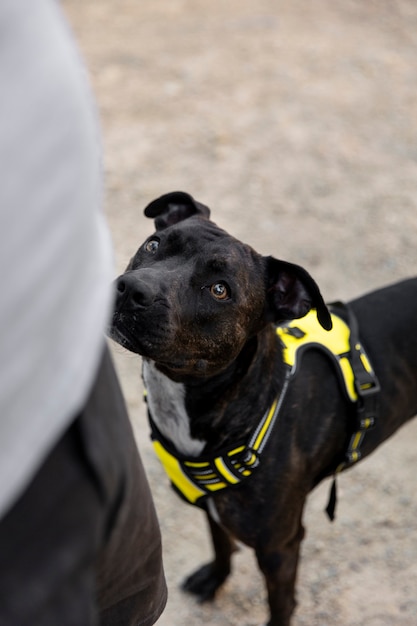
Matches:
[142,360,206,456]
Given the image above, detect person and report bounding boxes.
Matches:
[0,1,167,624]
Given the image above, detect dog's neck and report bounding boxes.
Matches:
[143,325,286,457]
[143,360,205,456]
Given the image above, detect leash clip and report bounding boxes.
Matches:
[355,378,379,429]
[356,375,380,399]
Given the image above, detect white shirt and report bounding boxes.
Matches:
[0,0,114,517]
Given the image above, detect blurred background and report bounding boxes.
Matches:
[64,2,417,624]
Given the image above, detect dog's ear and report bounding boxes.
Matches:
[265,257,332,330]
[144,191,210,230]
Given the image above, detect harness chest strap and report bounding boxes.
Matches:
[149,390,286,507]
[148,305,380,515]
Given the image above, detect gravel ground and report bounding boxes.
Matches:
[64,1,417,624]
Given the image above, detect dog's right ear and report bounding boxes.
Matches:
[144,191,211,230]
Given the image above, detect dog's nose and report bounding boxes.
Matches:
[115,274,155,309]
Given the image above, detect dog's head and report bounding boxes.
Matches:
[110,191,331,380]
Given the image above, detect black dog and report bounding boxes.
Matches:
[110,191,417,625]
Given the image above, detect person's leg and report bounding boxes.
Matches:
[0,345,166,626]
[0,418,102,625]
[82,347,167,626]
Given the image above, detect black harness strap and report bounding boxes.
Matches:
[325,303,380,520]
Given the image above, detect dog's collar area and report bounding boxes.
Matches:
[147,387,288,507]
[147,304,380,518]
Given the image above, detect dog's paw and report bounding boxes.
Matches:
[181,562,229,603]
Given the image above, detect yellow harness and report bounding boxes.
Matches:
[148,305,380,515]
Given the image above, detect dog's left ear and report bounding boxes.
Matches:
[265,257,332,330]
[144,191,210,230]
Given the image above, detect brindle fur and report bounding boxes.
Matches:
[110,191,417,625]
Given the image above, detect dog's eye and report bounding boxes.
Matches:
[209,282,230,301]
[145,238,159,253]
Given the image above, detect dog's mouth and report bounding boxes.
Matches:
[109,314,186,367]
[109,305,251,382]
[108,318,229,381]
[108,314,150,355]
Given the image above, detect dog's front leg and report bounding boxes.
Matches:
[256,511,305,626]
[182,510,235,602]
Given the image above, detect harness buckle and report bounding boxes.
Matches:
[354,370,380,430]
[234,447,260,474]
[356,377,380,397]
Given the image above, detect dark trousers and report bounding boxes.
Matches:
[0,346,167,626]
